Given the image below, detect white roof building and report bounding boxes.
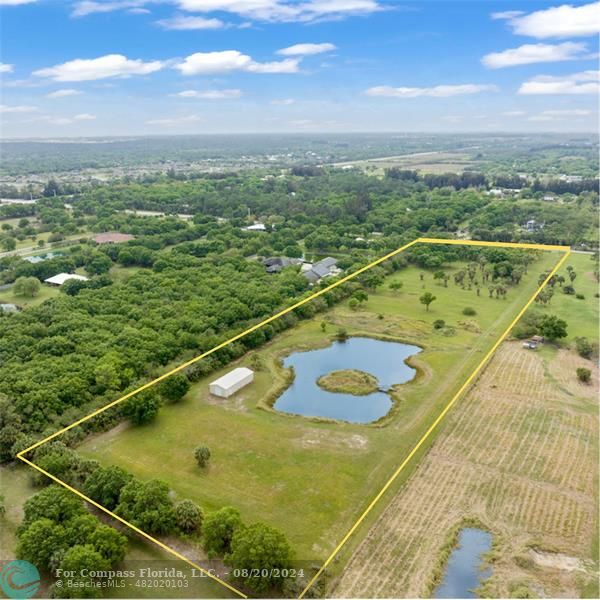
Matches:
[244,223,267,232]
[209,367,254,398]
[0,303,19,313]
[44,273,89,286]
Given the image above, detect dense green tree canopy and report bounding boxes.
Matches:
[227,523,294,593]
[203,507,243,557]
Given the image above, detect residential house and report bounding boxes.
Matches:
[303,257,340,283]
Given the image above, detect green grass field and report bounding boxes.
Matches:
[534,252,598,342]
[0,283,61,309]
[79,248,563,567]
[0,465,33,560]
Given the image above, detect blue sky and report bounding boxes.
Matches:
[1,0,598,137]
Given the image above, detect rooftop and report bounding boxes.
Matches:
[44,273,89,286]
[0,303,19,313]
[210,367,254,389]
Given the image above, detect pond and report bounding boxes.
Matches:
[434,528,492,599]
[273,336,421,423]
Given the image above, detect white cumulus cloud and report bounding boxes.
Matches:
[33,54,165,81]
[366,83,498,98]
[540,109,591,116]
[277,42,336,56]
[0,104,38,113]
[0,63,14,73]
[156,15,226,29]
[518,70,599,94]
[491,10,524,20]
[0,0,38,5]
[174,88,242,98]
[528,109,592,121]
[501,2,600,38]
[176,0,382,23]
[46,89,83,98]
[482,42,588,68]
[71,1,149,17]
[271,98,295,105]
[175,50,299,75]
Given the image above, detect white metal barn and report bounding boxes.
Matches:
[44,273,89,286]
[209,367,254,398]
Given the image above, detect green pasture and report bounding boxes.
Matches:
[0,283,61,309]
[80,251,561,563]
[533,252,599,343]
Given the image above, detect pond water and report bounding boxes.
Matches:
[273,336,421,423]
[434,528,493,599]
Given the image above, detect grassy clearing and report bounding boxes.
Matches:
[108,538,234,599]
[79,250,561,565]
[534,252,598,342]
[0,283,61,309]
[109,265,146,283]
[334,152,476,175]
[0,465,34,560]
[0,258,146,311]
[0,216,38,228]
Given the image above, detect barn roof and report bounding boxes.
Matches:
[209,367,253,390]
[44,273,89,285]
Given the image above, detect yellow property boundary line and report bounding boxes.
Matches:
[16,237,570,600]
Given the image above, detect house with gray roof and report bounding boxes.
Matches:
[303,257,340,283]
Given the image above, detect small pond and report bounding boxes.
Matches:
[434,528,492,599]
[273,336,421,423]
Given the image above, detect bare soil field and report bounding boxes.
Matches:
[331,151,478,174]
[332,342,598,598]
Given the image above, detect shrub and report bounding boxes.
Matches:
[575,293,585,300]
[158,374,190,403]
[563,285,575,295]
[227,522,294,594]
[116,479,176,535]
[539,315,568,341]
[194,446,211,468]
[462,307,477,316]
[13,276,41,298]
[84,466,133,511]
[175,500,203,534]
[576,367,591,383]
[575,337,594,359]
[250,353,264,371]
[123,390,161,425]
[433,319,446,330]
[335,328,348,342]
[203,507,243,556]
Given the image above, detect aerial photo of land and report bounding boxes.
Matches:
[0,1,598,600]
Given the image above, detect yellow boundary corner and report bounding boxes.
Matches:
[16,238,570,600]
